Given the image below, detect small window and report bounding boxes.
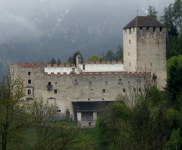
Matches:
[75,79,77,84]
[133,88,136,92]
[28,80,31,84]
[54,90,57,94]
[103,89,105,93]
[128,52,130,56]
[151,63,152,66]
[128,81,130,83]
[48,82,51,85]
[123,89,125,92]
[55,82,57,84]
[105,81,108,84]
[28,72,31,75]
[140,27,142,31]
[88,98,90,101]
[129,63,131,67]
[102,98,104,100]
[160,27,162,32]
[139,88,141,92]
[91,89,94,94]
[153,27,155,32]
[83,64,85,70]
[129,28,131,34]
[147,27,149,32]
[57,110,61,112]
[28,90,31,94]
[89,81,92,85]
[119,79,121,82]
[129,40,131,44]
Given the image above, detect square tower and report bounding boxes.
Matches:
[123,16,166,90]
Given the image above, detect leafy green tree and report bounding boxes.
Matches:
[87,55,101,63]
[105,50,115,61]
[0,68,28,150]
[164,59,182,104]
[147,5,158,20]
[115,43,123,61]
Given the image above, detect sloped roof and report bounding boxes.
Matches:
[123,16,165,29]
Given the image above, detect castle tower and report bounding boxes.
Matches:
[123,16,166,90]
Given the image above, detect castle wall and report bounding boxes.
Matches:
[10,62,151,121]
[136,27,166,90]
[123,27,137,72]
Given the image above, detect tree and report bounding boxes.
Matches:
[105,50,115,61]
[173,0,182,29]
[22,97,81,150]
[147,5,158,20]
[115,43,123,61]
[57,59,62,66]
[164,59,182,104]
[87,55,101,63]
[50,58,56,67]
[0,68,28,150]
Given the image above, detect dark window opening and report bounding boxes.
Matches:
[129,28,131,34]
[119,79,121,82]
[128,81,130,83]
[129,40,131,44]
[151,63,152,66]
[147,27,149,32]
[54,90,57,94]
[28,80,31,84]
[88,98,90,101]
[82,112,93,121]
[57,110,61,112]
[105,81,108,84]
[28,90,31,94]
[139,88,141,92]
[28,72,31,75]
[89,81,92,85]
[75,79,78,84]
[48,82,51,85]
[123,89,125,92]
[134,88,136,92]
[55,82,57,84]
[160,27,162,32]
[153,27,156,32]
[102,98,104,100]
[140,27,142,31]
[103,89,105,93]
[83,64,85,70]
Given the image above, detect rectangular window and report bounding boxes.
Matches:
[133,88,136,92]
[160,27,162,32]
[128,52,130,56]
[57,110,61,112]
[102,98,104,100]
[119,79,121,82]
[103,89,105,93]
[129,63,131,67]
[81,112,93,121]
[123,89,125,92]
[151,63,152,66]
[75,79,78,85]
[54,90,57,94]
[89,81,92,85]
[55,82,57,84]
[129,40,131,44]
[128,81,130,83]
[91,89,94,94]
[147,27,149,32]
[139,88,141,92]
[48,82,51,85]
[129,28,131,34]
[28,90,31,94]
[153,27,156,32]
[140,27,142,31]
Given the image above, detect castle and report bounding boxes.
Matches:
[10,16,166,127]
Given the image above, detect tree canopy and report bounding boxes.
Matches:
[147,5,158,20]
[87,55,101,63]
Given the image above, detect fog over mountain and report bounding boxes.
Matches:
[0,0,174,73]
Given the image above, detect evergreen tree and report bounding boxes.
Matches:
[115,43,123,61]
[105,50,115,61]
[57,59,61,65]
[164,59,182,104]
[147,5,158,20]
[173,0,182,29]
[50,58,56,67]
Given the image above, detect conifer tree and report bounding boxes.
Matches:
[147,5,158,20]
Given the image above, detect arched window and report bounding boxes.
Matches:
[28,72,31,75]
[28,80,31,84]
